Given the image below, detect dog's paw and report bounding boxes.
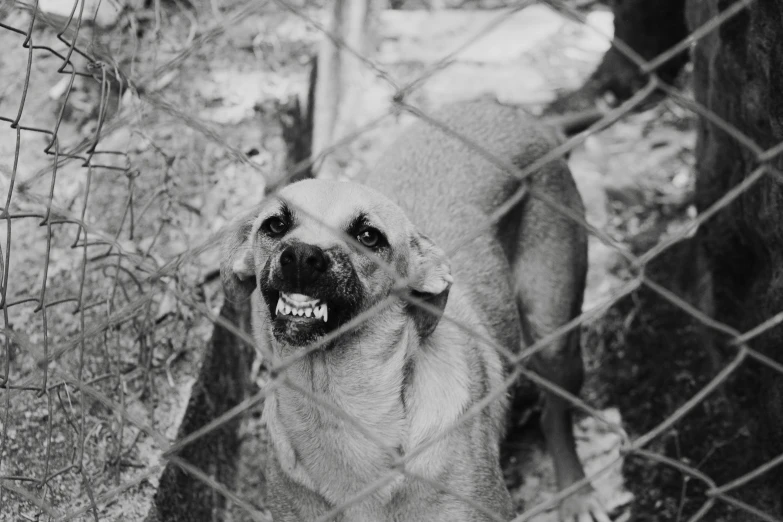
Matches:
[558,487,611,522]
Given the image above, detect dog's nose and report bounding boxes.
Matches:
[279,243,329,286]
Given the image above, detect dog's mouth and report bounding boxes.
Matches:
[262,286,355,347]
[259,249,365,348]
[274,292,329,322]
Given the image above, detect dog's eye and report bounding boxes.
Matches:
[262,216,289,237]
[356,228,384,248]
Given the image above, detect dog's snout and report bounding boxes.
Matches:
[280,243,329,286]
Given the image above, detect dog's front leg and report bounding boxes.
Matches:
[264,424,397,522]
[265,447,334,521]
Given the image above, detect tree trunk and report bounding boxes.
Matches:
[311,0,382,179]
[276,58,318,187]
[687,0,783,499]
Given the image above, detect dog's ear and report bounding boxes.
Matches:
[220,212,258,302]
[407,233,453,338]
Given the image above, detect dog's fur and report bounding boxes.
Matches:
[221,100,608,521]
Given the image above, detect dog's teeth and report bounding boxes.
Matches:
[279,301,327,320]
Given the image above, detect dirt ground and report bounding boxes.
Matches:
[1,0,776,521]
[0,0,295,517]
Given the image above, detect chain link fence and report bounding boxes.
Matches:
[0,0,781,520]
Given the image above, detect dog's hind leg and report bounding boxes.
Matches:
[506,160,609,522]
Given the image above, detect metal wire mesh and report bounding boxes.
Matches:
[1,0,782,521]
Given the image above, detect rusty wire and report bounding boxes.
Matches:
[0,0,782,521]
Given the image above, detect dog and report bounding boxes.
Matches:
[221,100,609,521]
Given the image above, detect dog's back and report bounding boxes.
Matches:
[364,100,598,522]
[364,100,583,355]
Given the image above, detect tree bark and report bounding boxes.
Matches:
[311,0,382,179]
[687,0,783,497]
[277,58,318,186]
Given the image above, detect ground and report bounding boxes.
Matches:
[0,0,770,521]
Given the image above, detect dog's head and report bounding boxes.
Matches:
[220,179,452,349]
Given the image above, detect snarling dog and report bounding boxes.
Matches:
[221,100,609,522]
